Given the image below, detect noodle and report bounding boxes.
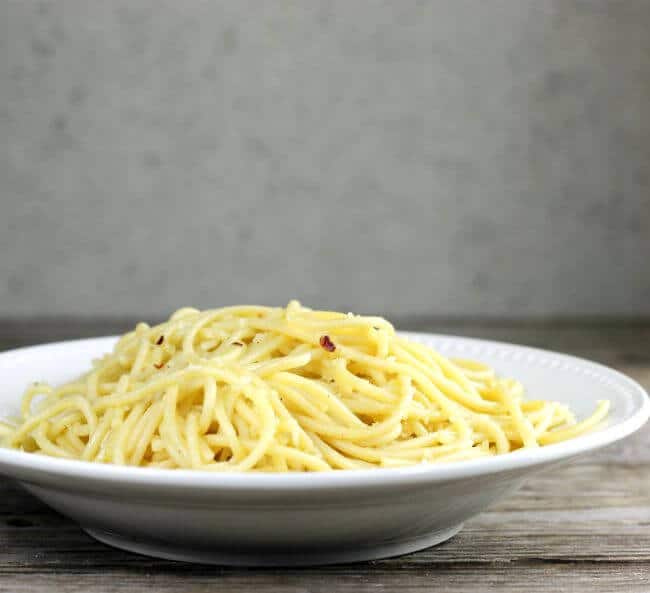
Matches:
[0,302,609,471]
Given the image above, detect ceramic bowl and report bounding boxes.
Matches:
[0,334,647,566]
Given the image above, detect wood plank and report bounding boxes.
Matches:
[1,563,649,593]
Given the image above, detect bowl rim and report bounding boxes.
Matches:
[0,333,647,491]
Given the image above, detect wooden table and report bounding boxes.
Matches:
[1,321,648,592]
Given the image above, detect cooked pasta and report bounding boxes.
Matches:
[0,302,609,471]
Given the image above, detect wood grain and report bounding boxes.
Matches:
[1,564,649,593]
[0,321,648,592]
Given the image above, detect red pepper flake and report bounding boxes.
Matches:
[319,335,336,352]
[154,362,164,369]
[155,335,164,345]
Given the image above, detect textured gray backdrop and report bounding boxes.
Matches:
[2,1,649,319]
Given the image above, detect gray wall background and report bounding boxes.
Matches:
[2,0,649,320]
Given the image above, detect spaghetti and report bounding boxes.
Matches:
[0,302,610,471]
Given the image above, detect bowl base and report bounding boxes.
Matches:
[83,523,464,566]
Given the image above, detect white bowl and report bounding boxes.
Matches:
[0,333,647,566]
